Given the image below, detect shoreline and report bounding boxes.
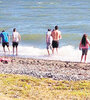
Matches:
[0,56,90,81]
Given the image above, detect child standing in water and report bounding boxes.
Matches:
[79,34,90,63]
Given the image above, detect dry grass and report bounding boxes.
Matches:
[0,74,90,100]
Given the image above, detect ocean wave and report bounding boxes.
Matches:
[24,6,47,9]
[21,33,85,42]
[17,45,90,63]
[21,34,45,41]
[0,45,90,62]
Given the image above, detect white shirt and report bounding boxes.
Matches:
[12,32,19,42]
[46,31,53,44]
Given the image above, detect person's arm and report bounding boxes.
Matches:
[51,31,53,38]
[89,42,90,46]
[12,34,14,42]
[18,33,21,41]
[87,39,90,46]
[7,33,10,41]
[79,41,82,50]
[8,35,10,41]
[0,34,2,43]
[0,37,1,43]
[59,31,62,39]
[46,34,48,43]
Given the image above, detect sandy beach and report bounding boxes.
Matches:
[0,56,90,81]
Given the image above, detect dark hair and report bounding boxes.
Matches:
[48,29,51,31]
[13,28,16,32]
[2,30,5,32]
[55,26,58,30]
[81,34,87,46]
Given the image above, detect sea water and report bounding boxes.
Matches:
[0,0,90,62]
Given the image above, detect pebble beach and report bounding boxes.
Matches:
[0,56,90,81]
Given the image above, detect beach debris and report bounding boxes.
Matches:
[0,57,11,64]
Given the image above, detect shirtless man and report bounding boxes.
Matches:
[51,26,62,54]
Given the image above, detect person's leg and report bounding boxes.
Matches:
[12,42,15,55]
[2,43,6,55]
[56,48,58,54]
[7,47,10,54]
[47,43,50,55]
[6,42,10,54]
[52,48,55,54]
[81,49,84,62]
[16,42,19,56]
[81,55,83,62]
[52,41,55,54]
[84,55,87,63]
[56,41,59,54]
[13,47,15,55]
[50,44,52,50]
[3,47,6,55]
[16,46,18,56]
[50,44,53,54]
[47,49,50,55]
[84,49,88,63]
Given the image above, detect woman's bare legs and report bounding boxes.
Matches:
[81,55,83,62]
[84,55,87,63]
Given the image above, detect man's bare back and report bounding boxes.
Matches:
[51,30,61,41]
[51,26,62,54]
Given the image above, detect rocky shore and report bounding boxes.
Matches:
[0,56,90,81]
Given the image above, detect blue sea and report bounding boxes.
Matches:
[0,0,90,62]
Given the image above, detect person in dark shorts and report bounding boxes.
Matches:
[52,40,59,48]
[0,30,10,54]
[51,26,62,54]
[13,42,18,48]
[12,28,21,56]
[79,34,90,63]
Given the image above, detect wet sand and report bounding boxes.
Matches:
[0,56,90,81]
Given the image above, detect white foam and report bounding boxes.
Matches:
[0,45,90,63]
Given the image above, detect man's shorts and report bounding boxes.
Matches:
[2,42,9,47]
[12,42,19,47]
[82,49,88,55]
[47,42,52,50]
[52,40,59,48]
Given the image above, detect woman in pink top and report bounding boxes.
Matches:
[79,34,90,63]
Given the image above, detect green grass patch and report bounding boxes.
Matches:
[0,74,90,100]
